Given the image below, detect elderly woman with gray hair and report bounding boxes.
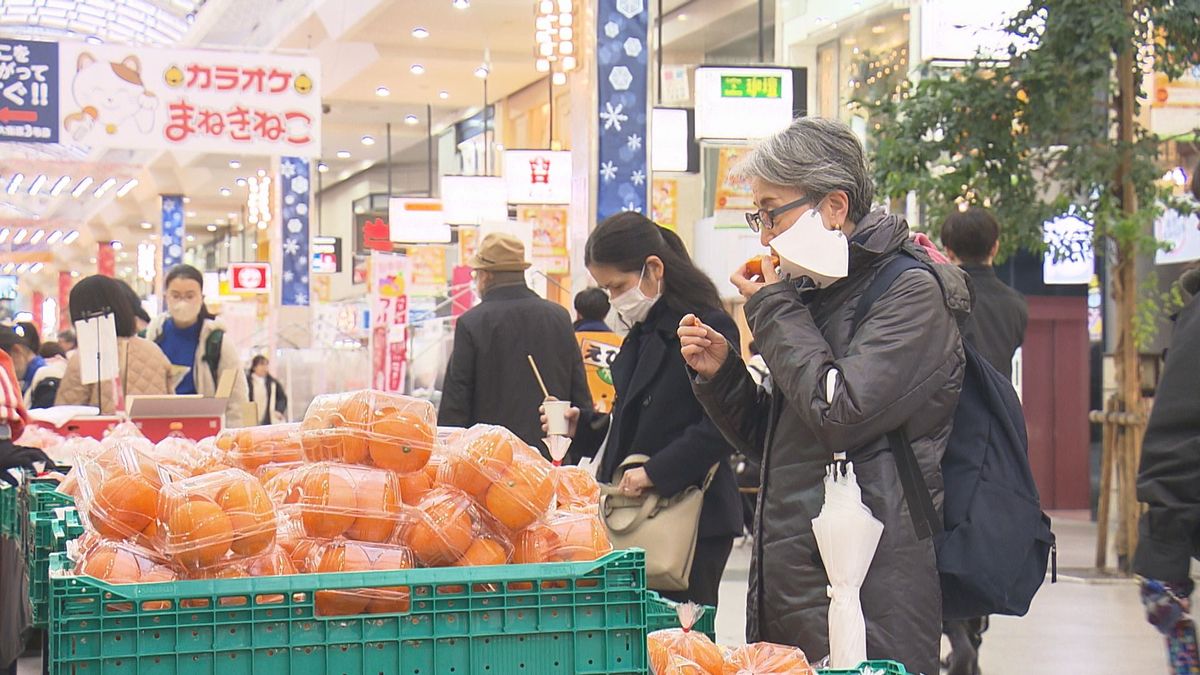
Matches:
[678,117,971,674]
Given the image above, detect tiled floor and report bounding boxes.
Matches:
[17,511,1173,674]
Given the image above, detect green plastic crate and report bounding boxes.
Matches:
[50,548,650,675]
[20,478,74,564]
[819,661,909,674]
[645,590,716,640]
[27,508,83,628]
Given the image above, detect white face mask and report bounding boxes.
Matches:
[169,300,201,325]
[770,205,849,287]
[609,265,661,328]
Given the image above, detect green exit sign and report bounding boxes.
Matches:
[720,75,783,99]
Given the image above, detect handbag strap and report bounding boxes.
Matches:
[599,492,661,534]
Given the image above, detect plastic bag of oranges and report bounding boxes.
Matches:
[75,538,177,585]
[216,424,304,472]
[150,427,206,477]
[277,462,406,543]
[512,510,612,564]
[552,465,602,512]
[306,540,417,616]
[721,642,815,675]
[441,425,555,531]
[400,487,490,567]
[74,439,182,545]
[300,390,436,474]
[648,603,724,675]
[154,468,277,571]
[661,655,715,675]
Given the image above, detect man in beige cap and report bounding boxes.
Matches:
[439,232,592,452]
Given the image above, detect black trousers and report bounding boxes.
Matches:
[657,536,735,608]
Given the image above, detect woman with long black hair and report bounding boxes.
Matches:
[544,212,742,606]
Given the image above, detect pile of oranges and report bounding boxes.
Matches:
[68,389,611,619]
[647,603,815,675]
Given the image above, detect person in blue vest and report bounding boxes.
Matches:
[572,287,612,333]
[145,264,250,427]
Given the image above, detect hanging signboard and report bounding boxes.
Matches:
[1155,207,1200,266]
[695,66,795,140]
[441,176,508,223]
[503,150,573,205]
[370,252,410,393]
[389,198,451,244]
[50,41,320,156]
[279,156,311,305]
[0,38,58,144]
[312,236,342,274]
[596,0,649,220]
[229,262,271,293]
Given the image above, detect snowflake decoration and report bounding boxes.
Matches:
[626,133,642,151]
[168,244,182,258]
[601,101,628,131]
[291,175,309,195]
[622,201,642,213]
[623,37,642,58]
[630,169,646,186]
[300,274,309,284]
[604,21,620,39]
[293,290,308,305]
[296,203,308,216]
[616,0,644,19]
[600,161,618,182]
[287,218,303,234]
[283,270,295,283]
[285,194,295,206]
[608,66,632,91]
[283,238,300,256]
[280,161,297,178]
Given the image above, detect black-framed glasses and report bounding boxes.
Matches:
[745,196,813,233]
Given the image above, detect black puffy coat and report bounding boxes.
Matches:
[693,211,970,675]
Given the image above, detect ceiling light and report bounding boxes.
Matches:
[871,24,886,34]
[28,229,44,245]
[27,174,46,195]
[1,264,11,274]
[93,177,117,198]
[110,240,123,251]
[552,71,567,85]
[376,86,390,97]
[474,65,489,79]
[229,160,241,169]
[439,90,449,99]
[140,221,153,230]
[186,235,196,242]
[0,229,7,244]
[186,211,197,218]
[116,178,138,198]
[257,169,267,178]
[30,263,43,273]
[318,162,329,173]
[46,231,62,244]
[183,196,191,203]
[71,176,93,198]
[536,59,550,73]
[411,27,429,38]
[12,228,29,244]
[49,176,70,196]
[219,187,232,197]
[405,114,419,125]
[63,231,79,244]
[86,35,103,45]
[452,0,469,9]
[411,64,425,75]
[336,150,352,159]
[540,0,553,12]
[562,55,577,70]
[677,13,688,21]
[7,173,23,194]
[206,224,217,232]
[15,264,28,274]
[361,135,376,145]
[236,177,248,187]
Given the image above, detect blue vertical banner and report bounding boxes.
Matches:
[161,195,184,272]
[280,156,310,306]
[596,0,649,222]
[0,38,58,144]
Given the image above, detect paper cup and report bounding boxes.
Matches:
[543,399,571,436]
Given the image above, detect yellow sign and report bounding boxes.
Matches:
[714,145,755,213]
[651,178,678,230]
[720,75,782,99]
[576,331,623,414]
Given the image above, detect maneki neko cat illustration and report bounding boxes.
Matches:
[62,52,159,141]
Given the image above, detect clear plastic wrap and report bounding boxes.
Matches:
[276,462,405,543]
[648,603,724,675]
[309,540,416,616]
[511,510,612,564]
[441,425,554,530]
[75,439,181,544]
[300,390,435,474]
[155,468,277,570]
[721,643,815,675]
[400,487,485,566]
[216,424,304,472]
[151,428,204,477]
[553,465,602,512]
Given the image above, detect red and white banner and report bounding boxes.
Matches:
[370,252,409,393]
[229,262,271,293]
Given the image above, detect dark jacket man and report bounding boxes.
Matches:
[1135,267,1200,583]
[693,212,970,675]
[439,232,592,450]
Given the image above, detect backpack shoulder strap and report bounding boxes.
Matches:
[852,251,930,336]
[203,328,224,384]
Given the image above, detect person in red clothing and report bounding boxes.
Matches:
[0,325,52,485]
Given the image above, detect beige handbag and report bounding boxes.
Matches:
[600,454,719,591]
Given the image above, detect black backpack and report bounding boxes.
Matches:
[29,376,61,409]
[852,251,1056,620]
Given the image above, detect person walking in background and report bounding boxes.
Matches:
[24,342,68,409]
[14,322,44,393]
[439,232,592,451]
[145,264,251,426]
[247,355,288,425]
[1135,266,1200,674]
[938,207,1028,675]
[679,117,968,675]
[941,208,1028,381]
[57,329,77,359]
[55,275,175,413]
[0,325,38,396]
[573,287,612,332]
[543,213,743,607]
